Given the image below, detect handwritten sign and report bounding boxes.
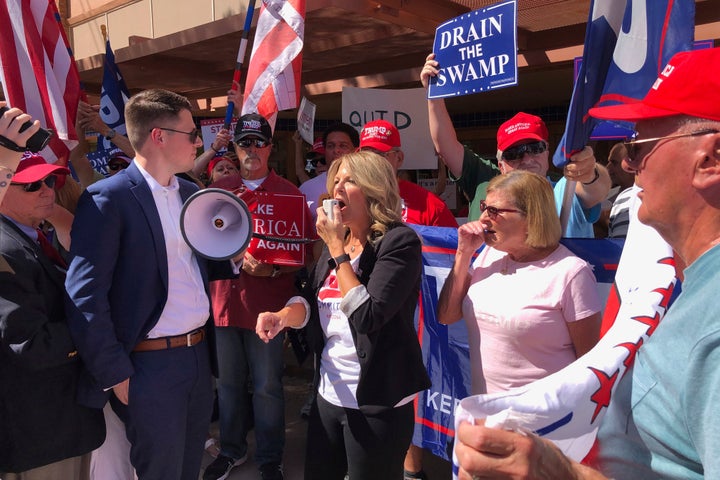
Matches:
[247,191,308,266]
[342,87,436,170]
[428,0,518,99]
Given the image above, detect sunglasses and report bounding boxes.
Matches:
[236,138,269,149]
[479,200,523,219]
[11,174,57,192]
[623,128,719,162]
[501,141,548,162]
[153,127,201,143]
[359,147,398,158]
[108,162,128,171]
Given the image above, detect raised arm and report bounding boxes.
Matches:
[562,146,611,209]
[421,53,465,178]
[77,101,135,158]
[0,104,38,204]
[437,221,484,324]
[191,127,231,179]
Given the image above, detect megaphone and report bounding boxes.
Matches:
[180,188,253,260]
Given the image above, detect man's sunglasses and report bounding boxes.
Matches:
[108,162,129,171]
[11,174,57,192]
[153,127,201,143]
[235,138,269,149]
[501,141,548,162]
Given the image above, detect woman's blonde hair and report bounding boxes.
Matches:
[326,150,402,241]
[487,170,561,248]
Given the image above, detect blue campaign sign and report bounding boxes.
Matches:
[428,0,517,99]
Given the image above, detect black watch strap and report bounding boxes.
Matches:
[328,253,351,271]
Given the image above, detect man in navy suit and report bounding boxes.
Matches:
[66,89,232,480]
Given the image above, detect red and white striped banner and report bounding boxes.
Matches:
[242,0,305,128]
[0,0,81,164]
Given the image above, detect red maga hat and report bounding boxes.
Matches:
[13,154,70,184]
[496,112,549,151]
[359,120,401,152]
[590,47,720,123]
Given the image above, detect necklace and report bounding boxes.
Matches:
[347,239,363,253]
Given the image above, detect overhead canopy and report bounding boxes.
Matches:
[66,0,720,119]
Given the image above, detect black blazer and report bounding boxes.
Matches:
[304,222,431,414]
[0,216,104,472]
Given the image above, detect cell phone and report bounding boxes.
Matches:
[323,199,338,221]
[0,106,53,153]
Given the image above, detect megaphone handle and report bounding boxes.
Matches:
[252,233,317,244]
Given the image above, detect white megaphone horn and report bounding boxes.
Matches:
[180,188,253,260]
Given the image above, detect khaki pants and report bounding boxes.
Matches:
[1,454,90,480]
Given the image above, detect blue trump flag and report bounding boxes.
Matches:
[98,38,130,150]
[553,0,695,168]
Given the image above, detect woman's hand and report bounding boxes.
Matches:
[212,128,232,152]
[457,221,485,256]
[315,202,345,255]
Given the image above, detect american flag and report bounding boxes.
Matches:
[241,0,305,127]
[0,0,82,164]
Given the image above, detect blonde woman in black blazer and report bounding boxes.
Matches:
[257,151,430,479]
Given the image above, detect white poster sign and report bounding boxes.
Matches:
[297,97,316,145]
[341,87,437,170]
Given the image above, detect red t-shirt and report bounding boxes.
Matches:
[399,179,458,228]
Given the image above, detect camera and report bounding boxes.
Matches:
[323,199,338,221]
[0,106,53,153]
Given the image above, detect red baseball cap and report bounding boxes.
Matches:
[311,138,325,155]
[359,120,401,152]
[13,154,70,184]
[496,112,549,151]
[590,47,720,123]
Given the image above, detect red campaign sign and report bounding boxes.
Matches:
[247,191,308,266]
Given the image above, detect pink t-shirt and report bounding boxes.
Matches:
[462,244,601,395]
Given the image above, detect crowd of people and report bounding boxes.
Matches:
[1,45,719,480]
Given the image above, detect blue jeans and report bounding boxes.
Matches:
[215,326,285,465]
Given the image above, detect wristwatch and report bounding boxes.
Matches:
[328,253,351,271]
[105,129,116,140]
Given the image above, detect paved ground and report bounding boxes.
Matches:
[199,348,452,479]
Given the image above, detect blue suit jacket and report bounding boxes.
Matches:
[65,163,225,408]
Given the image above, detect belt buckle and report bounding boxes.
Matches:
[186,331,194,347]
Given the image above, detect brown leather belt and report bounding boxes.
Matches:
[133,327,205,352]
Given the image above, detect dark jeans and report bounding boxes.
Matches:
[304,394,414,480]
[215,326,285,465]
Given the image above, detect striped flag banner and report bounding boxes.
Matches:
[241,0,305,127]
[0,0,82,164]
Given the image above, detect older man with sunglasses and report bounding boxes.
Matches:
[420,54,611,237]
[1,145,104,477]
[451,46,720,480]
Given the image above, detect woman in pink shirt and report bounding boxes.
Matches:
[438,170,602,395]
